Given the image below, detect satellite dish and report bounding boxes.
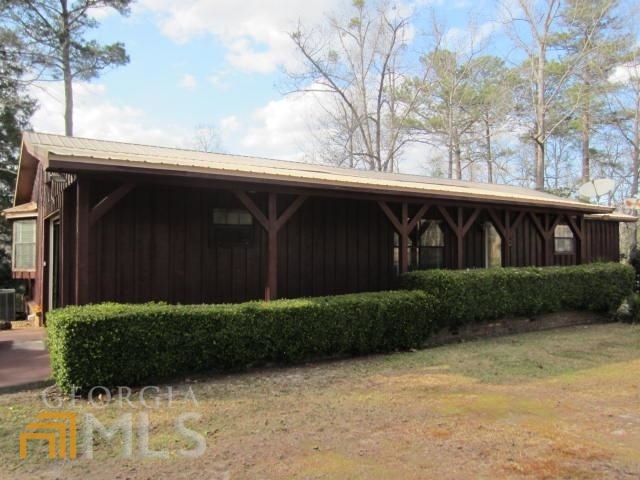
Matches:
[578,178,615,198]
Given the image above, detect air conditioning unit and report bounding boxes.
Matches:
[0,289,16,321]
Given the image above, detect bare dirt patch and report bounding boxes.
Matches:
[2,323,640,479]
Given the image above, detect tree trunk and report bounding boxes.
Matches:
[447,139,453,179]
[581,118,590,184]
[581,86,591,184]
[454,134,462,180]
[485,116,493,183]
[534,40,546,191]
[535,73,546,189]
[631,123,639,251]
[61,0,73,136]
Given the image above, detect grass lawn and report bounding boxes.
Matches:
[2,322,640,479]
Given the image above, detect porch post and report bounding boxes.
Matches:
[457,208,464,269]
[75,177,90,305]
[266,193,278,301]
[399,202,409,274]
[578,215,586,264]
[378,201,429,275]
[567,214,586,264]
[60,187,74,307]
[234,191,307,300]
[504,211,511,267]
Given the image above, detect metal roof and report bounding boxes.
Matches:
[585,212,638,223]
[19,131,614,214]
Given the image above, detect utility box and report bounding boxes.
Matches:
[0,289,16,321]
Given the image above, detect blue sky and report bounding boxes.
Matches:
[29,0,499,172]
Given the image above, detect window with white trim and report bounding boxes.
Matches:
[13,219,36,270]
[211,208,254,245]
[212,208,253,226]
[554,224,574,254]
[416,220,445,269]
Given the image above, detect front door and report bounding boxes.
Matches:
[48,217,60,310]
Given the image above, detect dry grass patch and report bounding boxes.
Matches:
[2,323,640,479]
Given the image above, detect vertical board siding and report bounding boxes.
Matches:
[90,188,396,304]
[79,180,625,306]
[585,220,620,262]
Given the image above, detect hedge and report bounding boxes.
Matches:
[47,290,435,393]
[400,263,634,331]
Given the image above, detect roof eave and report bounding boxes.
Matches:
[47,155,613,215]
[14,135,46,206]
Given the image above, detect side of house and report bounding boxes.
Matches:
[6,132,635,313]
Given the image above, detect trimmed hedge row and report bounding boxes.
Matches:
[47,290,435,393]
[400,263,635,331]
[47,263,633,393]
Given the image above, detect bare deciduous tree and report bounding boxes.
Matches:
[288,0,421,172]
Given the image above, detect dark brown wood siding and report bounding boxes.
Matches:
[278,196,394,298]
[88,186,396,304]
[28,173,627,309]
[89,186,267,304]
[585,219,620,262]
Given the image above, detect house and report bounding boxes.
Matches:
[4,131,637,315]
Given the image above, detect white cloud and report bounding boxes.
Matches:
[137,0,344,73]
[219,115,241,135]
[28,81,189,148]
[610,63,640,84]
[208,69,233,90]
[442,20,500,54]
[179,73,197,89]
[241,90,321,160]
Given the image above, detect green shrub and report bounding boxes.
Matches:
[47,290,435,393]
[400,263,634,331]
[621,293,640,323]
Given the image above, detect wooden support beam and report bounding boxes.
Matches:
[548,214,564,237]
[577,215,586,263]
[378,201,430,275]
[378,200,403,233]
[438,206,458,234]
[457,207,464,269]
[511,211,526,231]
[234,190,268,229]
[504,211,511,267]
[486,208,506,238]
[234,191,307,300]
[75,178,90,305]
[274,195,308,232]
[529,212,548,239]
[438,206,478,269]
[89,184,135,226]
[266,193,278,301]
[60,188,74,307]
[407,204,430,232]
[399,202,409,274]
[566,215,584,240]
[462,208,481,237]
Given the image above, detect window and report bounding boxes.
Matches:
[484,222,502,268]
[13,219,36,270]
[211,208,254,245]
[393,220,445,273]
[416,220,445,269]
[554,224,574,254]
[212,208,253,226]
